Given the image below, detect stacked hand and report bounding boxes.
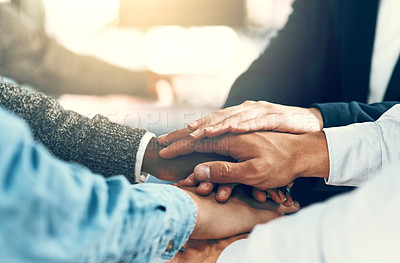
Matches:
[158,101,330,204]
[183,186,299,240]
[161,100,323,141]
[173,186,299,263]
[141,137,235,182]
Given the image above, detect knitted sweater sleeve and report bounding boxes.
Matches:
[0,80,148,183]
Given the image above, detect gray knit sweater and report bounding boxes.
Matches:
[0,79,148,183]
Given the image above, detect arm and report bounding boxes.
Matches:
[0,108,296,262]
[225,0,329,108]
[0,80,237,183]
[323,104,400,186]
[313,100,399,127]
[0,107,195,262]
[159,105,400,191]
[0,3,152,97]
[219,161,400,262]
[0,80,147,182]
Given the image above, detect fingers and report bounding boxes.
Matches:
[158,139,198,159]
[283,190,294,206]
[269,200,300,214]
[196,182,215,196]
[198,113,247,139]
[247,198,300,214]
[252,188,267,203]
[174,174,215,196]
[188,102,263,140]
[159,137,230,159]
[158,128,192,145]
[265,188,286,204]
[193,161,255,185]
[174,174,198,187]
[216,183,237,203]
[188,105,244,131]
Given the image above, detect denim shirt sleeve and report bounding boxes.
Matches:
[0,107,196,263]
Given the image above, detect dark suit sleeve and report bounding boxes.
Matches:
[225,0,327,108]
[313,101,399,128]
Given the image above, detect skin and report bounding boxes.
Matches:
[141,137,292,205]
[180,186,299,240]
[141,137,235,182]
[159,130,330,190]
[157,101,328,201]
[158,101,324,142]
[169,234,249,263]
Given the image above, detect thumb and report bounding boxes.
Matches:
[193,161,251,185]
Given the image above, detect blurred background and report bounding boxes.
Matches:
[3,0,294,135]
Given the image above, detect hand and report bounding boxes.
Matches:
[182,186,299,240]
[160,131,330,190]
[169,234,248,263]
[141,137,235,181]
[145,137,292,204]
[176,177,294,206]
[158,101,323,143]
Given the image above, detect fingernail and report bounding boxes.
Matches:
[199,183,208,190]
[196,165,211,181]
[188,121,198,129]
[159,148,167,156]
[218,189,227,197]
[190,129,201,138]
[157,135,166,142]
[285,193,293,205]
[278,190,287,202]
[184,177,194,185]
[293,201,300,208]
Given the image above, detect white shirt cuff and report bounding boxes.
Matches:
[323,122,380,186]
[134,132,155,183]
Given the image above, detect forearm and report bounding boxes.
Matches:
[313,101,399,128]
[293,105,400,187]
[0,81,148,182]
[225,0,323,108]
[222,162,400,262]
[323,104,400,186]
[0,110,195,262]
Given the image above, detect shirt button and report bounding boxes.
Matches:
[166,240,174,252]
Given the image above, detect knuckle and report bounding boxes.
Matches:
[217,162,232,182]
[257,100,269,106]
[243,100,255,106]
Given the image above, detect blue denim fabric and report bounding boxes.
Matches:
[0,107,196,262]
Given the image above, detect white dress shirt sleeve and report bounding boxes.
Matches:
[134,131,156,183]
[324,104,400,186]
[218,161,400,263]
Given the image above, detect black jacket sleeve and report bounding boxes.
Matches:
[224,0,330,108]
[313,101,399,128]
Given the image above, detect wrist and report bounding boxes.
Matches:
[181,188,200,238]
[296,131,330,179]
[142,137,161,175]
[308,107,324,130]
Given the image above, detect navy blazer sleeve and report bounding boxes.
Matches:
[313,101,399,128]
